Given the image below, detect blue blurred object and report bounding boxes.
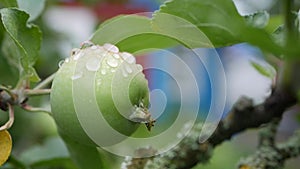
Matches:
[129,0,160,11]
[144,43,271,124]
[144,47,214,124]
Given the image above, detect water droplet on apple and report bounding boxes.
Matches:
[137,64,143,72]
[121,52,136,64]
[101,69,107,75]
[103,43,119,53]
[73,52,83,60]
[86,57,101,71]
[122,68,128,77]
[58,60,65,68]
[113,53,120,59]
[71,72,83,80]
[125,64,133,74]
[106,58,119,68]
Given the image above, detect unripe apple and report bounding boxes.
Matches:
[50,42,153,146]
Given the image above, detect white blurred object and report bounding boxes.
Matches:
[44,6,97,57]
[223,45,273,106]
[233,0,277,15]
[17,0,46,21]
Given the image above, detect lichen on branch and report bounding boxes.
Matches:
[238,128,300,169]
[123,87,298,169]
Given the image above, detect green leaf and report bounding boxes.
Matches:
[295,10,300,33]
[270,11,300,59]
[154,0,284,57]
[244,11,270,28]
[117,33,179,54]
[272,25,285,47]
[0,0,17,7]
[59,132,106,169]
[152,12,214,48]
[265,15,283,33]
[17,0,46,21]
[297,113,300,124]
[91,14,178,53]
[0,16,5,45]
[250,61,276,79]
[19,137,76,168]
[241,27,283,57]
[154,0,244,47]
[270,25,300,58]
[298,91,300,111]
[0,8,41,82]
[91,0,292,57]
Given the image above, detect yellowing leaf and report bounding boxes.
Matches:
[0,130,12,166]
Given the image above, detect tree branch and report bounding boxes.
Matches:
[258,118,280,147]
[238,129,300,169]
[209,88,297,146]
[123,88,297,169]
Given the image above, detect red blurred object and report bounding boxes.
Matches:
[93,2,147,20]
[58,0,82,7]
[58,0,148,21]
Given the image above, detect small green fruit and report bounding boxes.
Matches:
[50,42,153,146]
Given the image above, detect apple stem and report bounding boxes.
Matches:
[24,89,51,96]
[33,72,56,90]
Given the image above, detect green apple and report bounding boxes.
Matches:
[50,42,153,146]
